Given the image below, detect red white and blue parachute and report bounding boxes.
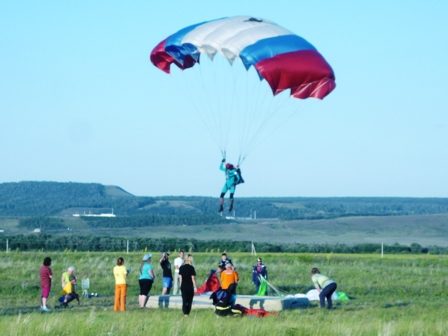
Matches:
[150,16,336,163]
[151,16,335,100]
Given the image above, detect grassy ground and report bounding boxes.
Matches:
[2,213,448,246]
[1,252,448,335]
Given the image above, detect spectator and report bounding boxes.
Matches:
[58,274,79,307]
[160,252,173,295]
[61,266,76,288]
[217,253,233,273]
[113,257,128,311]
[173,251,184,295]
[138,254,155,308]
[179,254,197,316]
[40,257,53,312]
[220,262,239,295]
[252,258,268,295]
[311,267,338,310]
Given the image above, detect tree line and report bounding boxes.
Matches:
[1,235,447,254]
[83,214,227,227]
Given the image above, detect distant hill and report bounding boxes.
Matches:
[0,181,153,216]
[2,181,448,218]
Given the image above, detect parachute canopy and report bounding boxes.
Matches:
[151,16,336,100]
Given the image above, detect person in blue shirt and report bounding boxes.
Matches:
[138,254,155,308]
[252,258,268,294]
[218,160,240,213]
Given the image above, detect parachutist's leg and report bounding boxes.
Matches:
[218,192,225,213]
[229,193,234,212]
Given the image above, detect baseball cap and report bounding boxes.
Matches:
[143,254,152,261]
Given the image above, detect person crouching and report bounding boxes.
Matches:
[58,274,79,307]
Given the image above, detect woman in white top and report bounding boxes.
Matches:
[173,251,184,294]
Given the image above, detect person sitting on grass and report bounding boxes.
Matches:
[58,274,80,308]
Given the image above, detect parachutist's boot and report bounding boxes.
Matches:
[218,199,224,214]
[229,200,234,212]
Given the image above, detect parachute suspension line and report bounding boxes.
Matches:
[221,57,237,156]
[223,59,243,162]
[171,70,216,146]
[196,64,224,151]
[237,154,246,166]
[245,98,319,158]
[242,92,293,157]
[198,56,227,154]
[239,71,274,161]
[179,60,223,154]
[211,56,226,153]
[230,60,250,163]
[239,77,281,160]
[238,63,255,162]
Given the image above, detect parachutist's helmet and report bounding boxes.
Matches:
[226,163,234,170]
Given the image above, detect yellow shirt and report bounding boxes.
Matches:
[114,265,127,285]
[59,282,73,297]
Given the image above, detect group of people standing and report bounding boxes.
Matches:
[39,254,338,313]
[113,251,197,316]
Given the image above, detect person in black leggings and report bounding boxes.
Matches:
[179,254,197,316]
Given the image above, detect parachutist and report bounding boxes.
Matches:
[219,161,240,213]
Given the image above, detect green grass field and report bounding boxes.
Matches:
[2,213,448,246]
[1,251,448,335]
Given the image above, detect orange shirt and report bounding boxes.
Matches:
[220,269,238,290]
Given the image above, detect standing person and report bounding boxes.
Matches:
[61,266,76,288]
[173,251,184,295]
[113,257,128,311]
[217,253,233,273]
[252,258,268,294]
[40,257,53,312]
[311,268,338,310]
[138,254,155,308]
[160,252,173,295]
[179,254,197,316]
[58,274,80,307]
[218,160,240,213]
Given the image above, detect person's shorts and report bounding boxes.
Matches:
[162,277,173,289]
[41,286,50,299]
[139,279,154,296]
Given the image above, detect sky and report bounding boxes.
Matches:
[1,1,447,198]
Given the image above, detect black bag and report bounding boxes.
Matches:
[235,168,244,185]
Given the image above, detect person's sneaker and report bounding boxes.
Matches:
[41,307,51,312]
